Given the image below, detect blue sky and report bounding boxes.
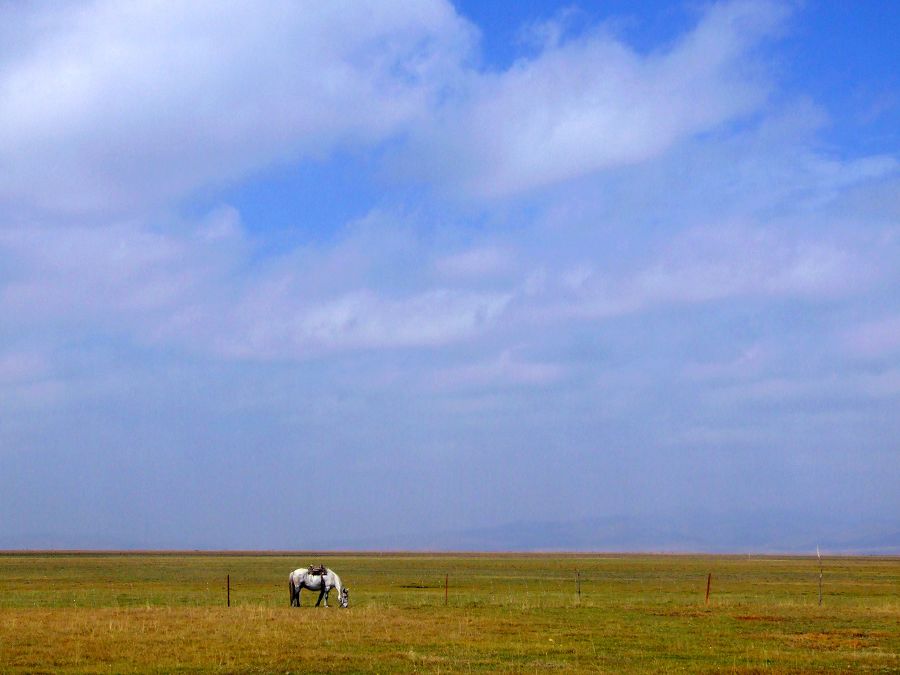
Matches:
[1,1,898,551]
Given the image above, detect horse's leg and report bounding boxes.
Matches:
[323,587,330,607]
[315,586,325,607]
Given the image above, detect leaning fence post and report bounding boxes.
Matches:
[705,573,711,606]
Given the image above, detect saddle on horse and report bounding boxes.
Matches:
[307,564,327,577]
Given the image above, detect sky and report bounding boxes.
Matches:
[1,0,898,551]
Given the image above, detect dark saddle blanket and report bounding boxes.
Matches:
[307,564,327,576]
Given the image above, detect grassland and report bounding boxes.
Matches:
[0,552,897,673]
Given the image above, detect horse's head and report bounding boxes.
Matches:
[339,586,349,608]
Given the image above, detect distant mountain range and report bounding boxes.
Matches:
[3,511,898,554]
[350,512,900,555]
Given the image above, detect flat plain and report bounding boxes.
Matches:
[0,552,897,673]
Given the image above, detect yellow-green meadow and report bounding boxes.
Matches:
[1,552,897,672]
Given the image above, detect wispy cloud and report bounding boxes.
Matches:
[1,0,898,548]
[434,349,568,390]
[401,0,788,197]
[0,0,474,214]
[845,315,900,359]
[205,287,513,359]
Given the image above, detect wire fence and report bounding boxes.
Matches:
[3,554,895,610]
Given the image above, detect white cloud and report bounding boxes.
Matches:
[434,246,514,279]
[0,350,66,412]
[0,0,474,214]
[0,351,49,383]
[434,349,568,390]
[402,0,788,197]
[0,3,896,398]
[1,208,514,359]
[845,316,900,358]
[0,220,211,318]
[683,345,770,382]
[515,221,875,326]
[207,287,513,359]
[718,368,900,406]
[2,1,900,547]
[632,225,862,302]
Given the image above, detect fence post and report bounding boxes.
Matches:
[227,574,230,607]
[817,546,823,606]
[705,573,711,606]
[444,574,448,606]
[576,570,581,599]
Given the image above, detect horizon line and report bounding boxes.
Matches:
[2,549,898,559]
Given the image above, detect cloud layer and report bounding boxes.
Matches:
[0,0,472,214]
[405,0,788,197]
[1,0,898,548]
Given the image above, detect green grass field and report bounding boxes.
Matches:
[0,552,897,672]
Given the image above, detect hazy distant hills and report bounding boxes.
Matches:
[355,512,900,555]
[3,511,898,554]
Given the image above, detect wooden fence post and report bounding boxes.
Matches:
[817,546,823,606]
[705,573,711,606]
[444,574,448,606]
[227,574,230,607]
[576,570,581,599]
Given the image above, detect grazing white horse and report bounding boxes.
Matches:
[289,567,349,608]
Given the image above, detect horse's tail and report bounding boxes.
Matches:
[288,576,297,607]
